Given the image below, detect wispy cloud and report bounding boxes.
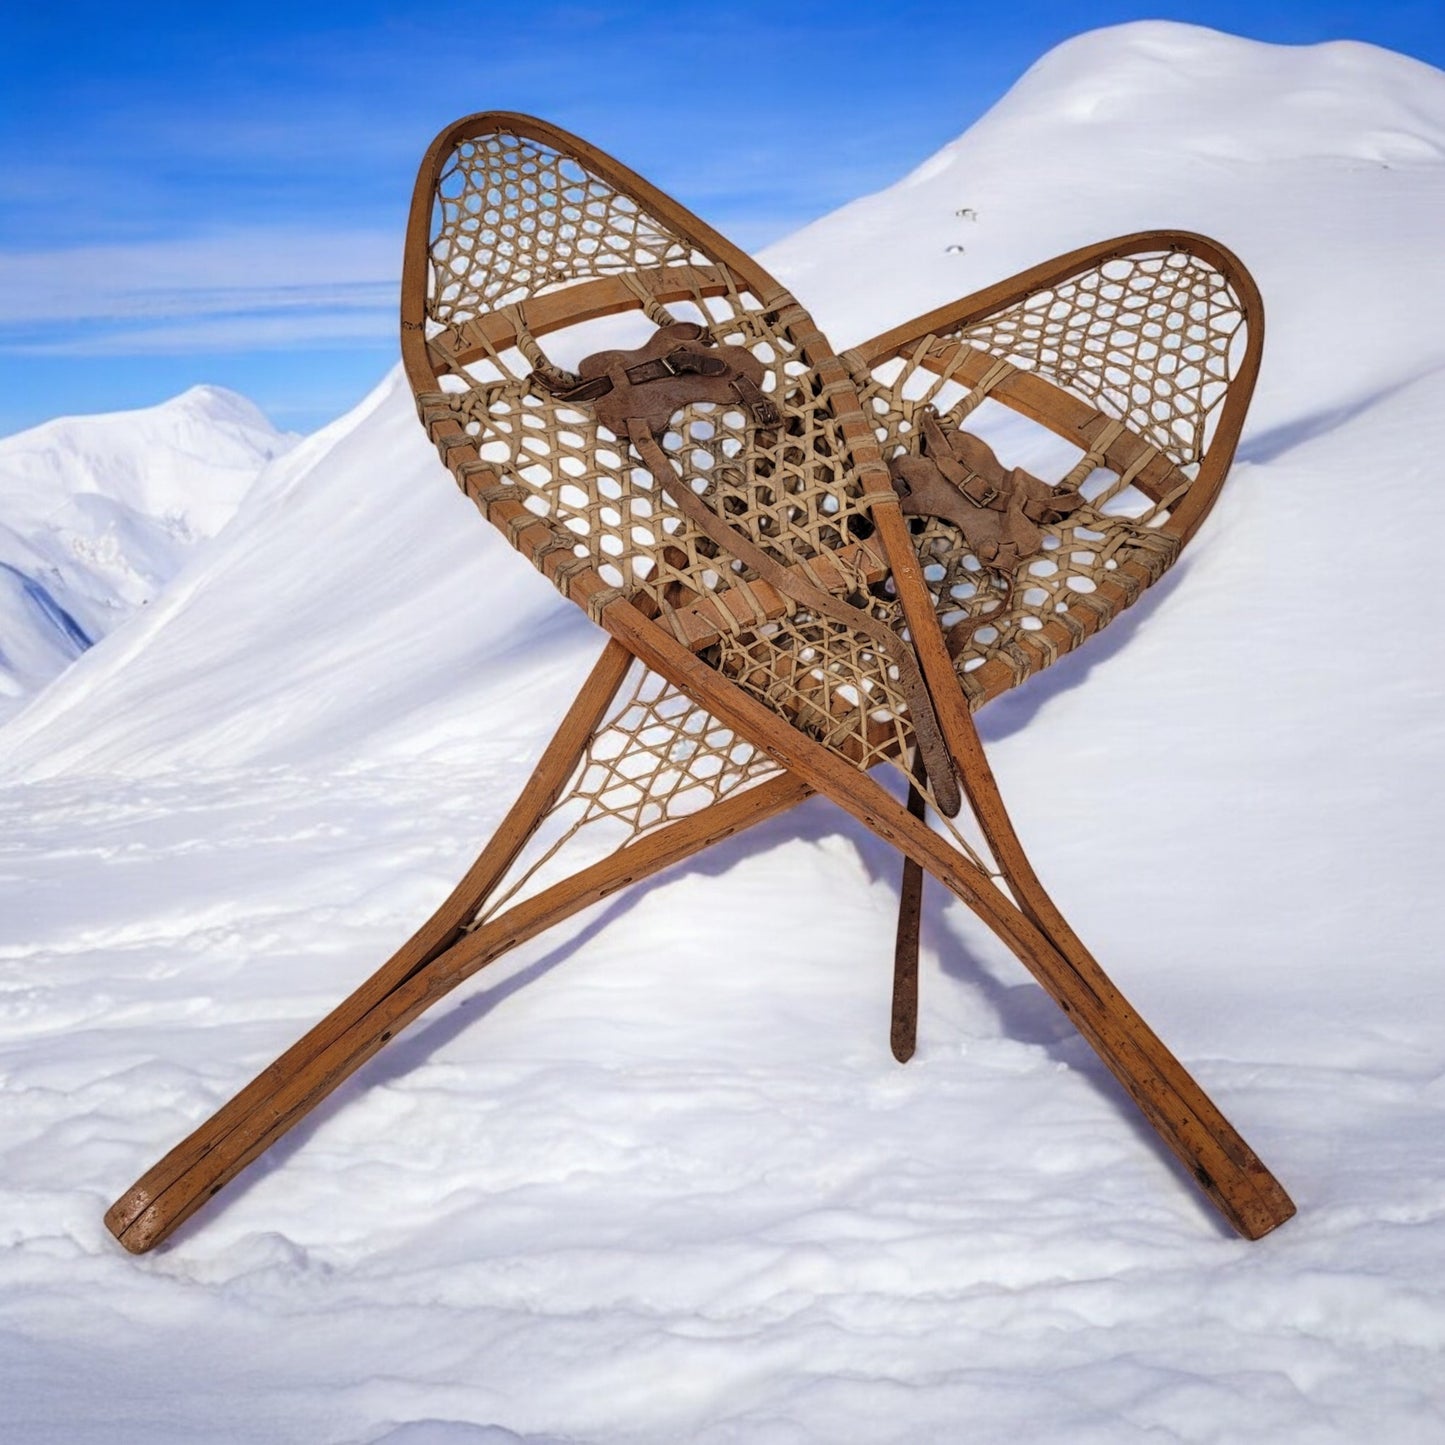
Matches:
[8,311,395,358]
[0,227,397,319]
[0,226,400,356]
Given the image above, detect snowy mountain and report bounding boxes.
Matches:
[0,385,293,722]
[3,22,1444,1445]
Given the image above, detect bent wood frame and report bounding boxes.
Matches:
[106,114,1290,1253]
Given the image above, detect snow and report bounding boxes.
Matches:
[3,20,1444,1444]
[0,385,293,722]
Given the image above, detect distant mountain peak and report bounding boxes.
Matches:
[0,385,293,722]
[161,384,286,432]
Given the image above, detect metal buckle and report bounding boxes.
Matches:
[663,346,728,379]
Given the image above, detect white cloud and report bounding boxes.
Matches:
[0,226,401,326]
[6,310,396,358]
[0,225,405,357]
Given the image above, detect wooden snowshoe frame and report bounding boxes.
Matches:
[105,113,1294,1254]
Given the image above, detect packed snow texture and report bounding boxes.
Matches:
[3,21,1444,1444]
[0,385,292,722]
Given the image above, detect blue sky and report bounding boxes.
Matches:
[2,1,1441,437]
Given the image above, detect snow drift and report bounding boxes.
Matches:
[2,22,1443,1445]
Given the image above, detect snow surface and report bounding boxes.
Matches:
[0,385,293,723]
[3,21,1445,1444]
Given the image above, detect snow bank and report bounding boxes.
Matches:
[2,22,1443,1445]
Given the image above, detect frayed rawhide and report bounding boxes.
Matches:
[105,114,1293,1254]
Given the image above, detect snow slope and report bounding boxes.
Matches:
[3,21,1445,1444]
[0,385,293,722]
